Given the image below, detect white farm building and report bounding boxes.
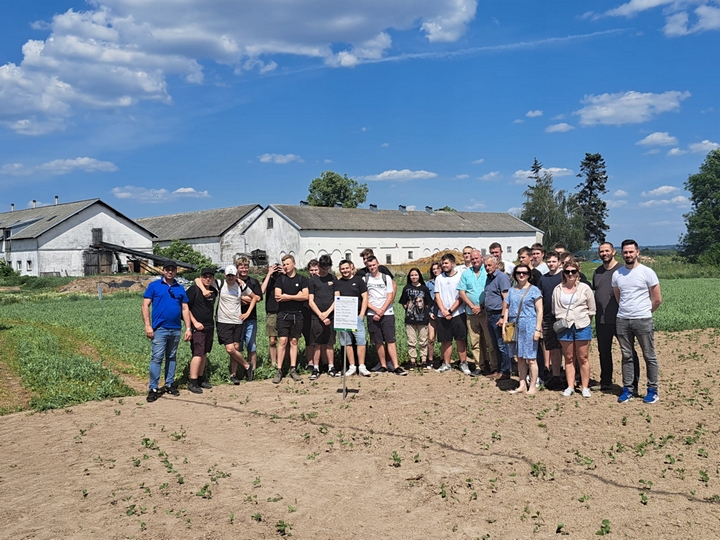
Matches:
[242,204,543,268]
[0,199,155,277]
[137,204,263,267]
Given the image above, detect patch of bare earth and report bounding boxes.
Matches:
[0,329,719,539]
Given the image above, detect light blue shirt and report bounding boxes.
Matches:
[457,266,487,314]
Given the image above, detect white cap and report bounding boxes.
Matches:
[224,265,237,275]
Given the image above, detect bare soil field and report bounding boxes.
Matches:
[1,329,719,539]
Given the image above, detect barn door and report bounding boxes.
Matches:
[84,251,100,275]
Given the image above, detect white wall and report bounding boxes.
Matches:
[242,207,302,266]
[221,206,264,263]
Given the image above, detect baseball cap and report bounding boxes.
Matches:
[224,265,237,275]
[200,267,215,276]
[162,262,177,269]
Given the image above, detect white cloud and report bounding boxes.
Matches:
[689,139,720,153]
[0,157,118,176]
[455,174,469,179]
[545,122,575,133]
[639,195,690,207]
[605,1,720,37]
[512,119,524,124]
[526,110,543,118]
[324,159,333,163]
[636,131,678,146]
[574,90,690,126]
[380,142,390,147]
[643,149,661,155]
[471,158,485,164]
[111,185,209,202]
[0,1,478,133]
[465,199,486,210]
[513,167,573,183]
[258,153,303,164]
[606,199,627,208]
[361,169,438,181]
[507,207,521,217]
[406,205,417,211]
[479,171,500,181]
[613,189,628,197]
[642,185,680,197]
[667,147,687,156]
[552,114,566,120]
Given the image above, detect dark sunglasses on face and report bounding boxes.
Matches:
[564,269,578,275]
[515,271,529,276]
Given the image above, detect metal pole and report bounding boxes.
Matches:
[342,333,347,400]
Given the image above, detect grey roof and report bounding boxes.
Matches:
[269,205,540,234]
[0,199,155,240]
[137,205,261,241]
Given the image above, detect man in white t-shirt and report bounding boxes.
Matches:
[215,265,254,383]
[612,239,662,405]
[434,253,468,373]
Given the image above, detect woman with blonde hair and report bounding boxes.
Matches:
[552,258,596,398]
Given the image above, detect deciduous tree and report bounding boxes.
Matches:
[679,148,720,264]
[307,171,368,208]
[575,152,609,245]
[154,240,215,268]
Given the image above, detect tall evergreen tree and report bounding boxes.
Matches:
[679,148,720,265]
[520,158,588,252]
[575,152,609,246]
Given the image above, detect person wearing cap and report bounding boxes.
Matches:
[216,265,255,384]
[141,262,192,402]
[186,268,219,394]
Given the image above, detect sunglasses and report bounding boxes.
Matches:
[515,271,529,276]
[564,269,578,275]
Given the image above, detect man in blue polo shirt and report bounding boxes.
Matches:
[142,263,192,402]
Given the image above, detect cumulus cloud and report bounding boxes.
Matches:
[689,139,720,153]
[667,147,687,156]
[471,158,485,164]
[361,169,438,181]
[512,119,524,124]
[380,142,390,147]
[0,157,118,176]
[636,131,678,146]
[574,90,690,126]
[0,1,478,134]
[455,174,469,179]
[479,171,500,181]
[258,153,303,164]
[604,1,720,37]
[642,185,680,197]
[545,122,575,133]
[111,185,209,202]
[526,110,543,117]
[639,195,690,207]
[513,167,573,183]
[614,189,628,197]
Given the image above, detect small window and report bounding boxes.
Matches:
[16,260,21,270]
[507,246,512,253]
[267,217,274,229]
[386,254,392,264]
[345,252,351,261]
[27,260,32,271]
[408,250,414,260]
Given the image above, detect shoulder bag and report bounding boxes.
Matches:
[552,289,576,334]
[503,285,532,343]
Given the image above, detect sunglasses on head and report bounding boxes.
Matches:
[564,269,578,275]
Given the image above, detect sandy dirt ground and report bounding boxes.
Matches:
[1,329,720,539]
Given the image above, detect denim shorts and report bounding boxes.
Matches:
[558,324,592,342]
[338,316,367,346]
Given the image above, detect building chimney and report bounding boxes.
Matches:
[10,203,14,212]
[369,204,378,212]
[398,204,407,214]
[425,206,434,214]
[299,200,308,206]
[55,196,59,205]
[32,200,37,209]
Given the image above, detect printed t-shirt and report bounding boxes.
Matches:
[365,273,394,316]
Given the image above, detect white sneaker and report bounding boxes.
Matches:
[345,365,357,377]
[581,388,592,398]
[536,377,543,388]
[562,387,575,397]
[459,362,472,375]
[436,363,452,373]
[358,365,371,377]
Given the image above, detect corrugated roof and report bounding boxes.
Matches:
[137,205,261,241]
[0,199,153,240]
[270,205,540,233]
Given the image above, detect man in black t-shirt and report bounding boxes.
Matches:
[262,264,283,368]
[308,255,337,379]
[538,252,563,389]
[273,254,309,384]
[335,259,371,377]
[187,268,218,394]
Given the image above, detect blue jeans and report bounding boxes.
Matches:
[239,319,257,353]
[487,313,510,374]
[149,327,181,390]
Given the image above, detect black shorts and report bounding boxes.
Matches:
[277,311,304,339]
[437,314,467,343]
[190,327,214,356]
[366,314,396,344]
[310,317,336,345]
[542,316,561,350]
[302,310,312,342]
[216,322,244,346]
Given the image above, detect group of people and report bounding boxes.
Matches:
[141,239,662,405]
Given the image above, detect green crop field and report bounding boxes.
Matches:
[0,276,718,413]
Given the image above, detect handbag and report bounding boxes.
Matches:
[504,286,532,343]
[552,289,576,334]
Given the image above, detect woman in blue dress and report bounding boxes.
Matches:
[502,263,543,395]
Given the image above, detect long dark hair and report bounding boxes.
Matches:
[406,267,425,286]
[428,262,441,281]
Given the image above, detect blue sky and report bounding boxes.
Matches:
[1,0,718,246]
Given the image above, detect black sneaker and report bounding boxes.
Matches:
[163,385,180,397]
[246,364,254,382]
[309,369,320,381]
[199,376,212,389]
[378,366,388,373]
[229,375,241,385]
[188,381,203,394]
[394,367,407,376]
[146,388,161,403]
[327,367,338,378]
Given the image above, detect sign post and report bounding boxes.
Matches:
[333,296,358,400]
